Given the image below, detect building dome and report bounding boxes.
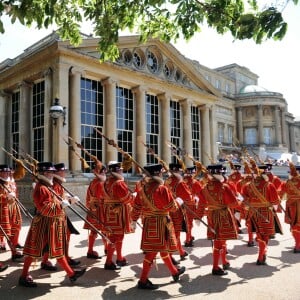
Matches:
[239,85,269,94]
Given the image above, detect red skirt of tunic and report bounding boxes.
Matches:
[141,215,177,253]
[207,208,238,240]
[23,214,68,258]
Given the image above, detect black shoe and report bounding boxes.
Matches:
[19,276,37,287]
[184,241,194,247]
[87,252,101,259]
[171,256,179,266]
[0,264,8,272]
[212,267,228,276]
[137,279,159,290]
[104,263,121,270]
[116,259,128,267]
[172,266,186,282]
[256,260,267,265]
[68,258,81,266]
[180,251,188,261]
[69,268,87,282]
[293,248,300,253]
[16,244,24,249]
[12,253,24,261]
[247,241,255,247]
[223,263,230,270]
[41,262,58,271]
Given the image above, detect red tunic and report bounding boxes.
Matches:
[23,181,68,258]
[0,182,11,237]
[241,176,282,236]
[164,175,192,233]
[83,177,105,231]
[281,177,300,229]
[8,180,22,239]
[103,175,133,235]
[198,178,239,240]
[131,178,178,252]
[183,175,203,216]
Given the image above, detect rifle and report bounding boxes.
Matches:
[94,127,151,177]
[141,141,169,172]
[62,137,90,169]
[1,147,112,244]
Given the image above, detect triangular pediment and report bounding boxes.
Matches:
[66,35,221,98]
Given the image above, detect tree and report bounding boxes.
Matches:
[0,0,298,61]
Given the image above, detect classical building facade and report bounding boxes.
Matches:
[0,33,299,176]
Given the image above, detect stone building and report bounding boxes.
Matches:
[0,32,299,186]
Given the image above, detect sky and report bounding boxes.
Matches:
[0,2,299,117]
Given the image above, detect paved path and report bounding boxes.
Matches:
[0,208,299,300]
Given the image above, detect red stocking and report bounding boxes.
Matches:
[21,256,34,278]
[140,252,156,283]
[161,252,178,275]
[57,256,74,277]
[213,240,222,269]
[88,231,97,253]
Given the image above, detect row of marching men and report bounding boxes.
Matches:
[0,156,299,290]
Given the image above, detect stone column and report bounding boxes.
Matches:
[257,105,263,145]
[181,99,193,167]
[210,105,218,162]
[102,78,117,163]
[0,91,10,162]
[274,106,282,145]
[19,81,32,155]
[132,86,146,170]
[281,108,287,146]
[237,107,243,144]
[289,124,296,152]
[199,104,211,166]
[69,67,84,172]
[51,62,70,164]
[158,93,171,165]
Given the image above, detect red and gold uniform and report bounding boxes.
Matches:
[281,163,300,253]
[83,163,107,258]
[164,163,191,259]
[183,166,204,246]
[53,163,80,266]
[102,162,134,270]
[237,162,256,246]
[198,164,240,276]
[131,164,185,290]
[8,178,22,250]
[265,163,283,212]
[241,164,282,265]
[0,164,23,260]
[19,162,86,288]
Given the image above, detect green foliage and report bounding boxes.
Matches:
[0,0,298,61]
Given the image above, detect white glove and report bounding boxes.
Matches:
[132,192,137,197]
[234,212,241,220]
[273,204,278,211]
[176,197,184,206]
[237,193,244,201]
[131,221,137,231]
[69,196,80,205]
[195,219,201,226]
[7,191,16,200]
[61,199,70,208]
[194,196,199,204]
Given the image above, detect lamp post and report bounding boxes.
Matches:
[49,98,66,126]
[49,98,67,163]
